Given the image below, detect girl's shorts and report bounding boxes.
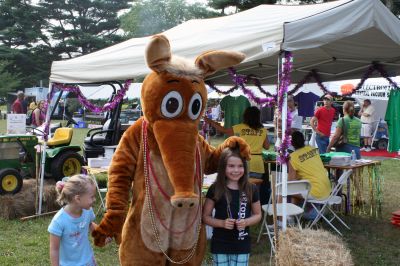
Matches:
[212,253,250,266]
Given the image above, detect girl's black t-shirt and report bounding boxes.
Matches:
[206,183,259,254]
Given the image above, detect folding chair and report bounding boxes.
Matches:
[307,170,353,236]
[257,180,311,251]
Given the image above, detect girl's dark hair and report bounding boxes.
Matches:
[243,106,263,130]
[343,100,355,118]
[291,131,305,150]
[213,147,253,203]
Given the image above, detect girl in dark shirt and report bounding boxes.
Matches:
[203,147,262,266]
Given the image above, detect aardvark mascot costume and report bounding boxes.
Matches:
[92,35,250,265]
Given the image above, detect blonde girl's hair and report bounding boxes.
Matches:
[343,100,355,118]
[56,174,95,206]
[213,147,253,203]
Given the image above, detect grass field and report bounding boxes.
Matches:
[0,119,400,265]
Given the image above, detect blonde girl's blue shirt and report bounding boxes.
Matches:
[48,208,96,266]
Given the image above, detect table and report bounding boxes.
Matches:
[83,166,108,213]
[324,160,383,217]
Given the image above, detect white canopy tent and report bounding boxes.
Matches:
[46,0,400,232]
[51,0,400,85]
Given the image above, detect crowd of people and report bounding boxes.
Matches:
[11,91,46,127]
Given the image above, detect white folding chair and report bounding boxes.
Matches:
[307,170,353,236]
[257,180,311,251]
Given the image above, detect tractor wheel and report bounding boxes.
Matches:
[51,151,84,181]
[0,169,23,195]
[376,139,388,150]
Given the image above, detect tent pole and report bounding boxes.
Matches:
[38,82,53,214]
[280,52,288,232]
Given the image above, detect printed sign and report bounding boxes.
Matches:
[353,84,393,100]
[7,114,26,134]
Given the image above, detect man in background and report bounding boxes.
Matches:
[288,95,303,132]
[359,99,375,152]
[12,91,25,114]
[310,94,336,154]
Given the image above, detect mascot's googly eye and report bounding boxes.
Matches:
[161,91,183,118]
[188,93,202,120]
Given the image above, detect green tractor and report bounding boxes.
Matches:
[0,128,84,195]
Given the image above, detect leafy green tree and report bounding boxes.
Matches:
[120,0,220,38]
[0,59,21,96]
[207,0,277,14]
[38,0,131,58]
[0,0,47,48]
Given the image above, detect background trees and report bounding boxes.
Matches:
[120,0,219,37]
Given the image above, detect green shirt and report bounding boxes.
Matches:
[337,116,362,147]
[220,95,251,129]
[385,90,400,152]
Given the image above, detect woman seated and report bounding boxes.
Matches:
[289,131,331,201]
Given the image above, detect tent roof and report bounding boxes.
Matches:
[50,0,400,85]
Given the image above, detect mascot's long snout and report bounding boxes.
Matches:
[153,120,199,208]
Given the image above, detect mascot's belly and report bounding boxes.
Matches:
[140,151,202,252]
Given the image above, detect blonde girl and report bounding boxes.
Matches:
[48,175,98,266]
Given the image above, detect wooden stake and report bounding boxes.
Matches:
[20,210,58,221]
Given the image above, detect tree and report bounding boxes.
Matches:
[38,0,130,58]
[120,0,220,38]
[0,0,47,48]
[0,59,21,96]
[207,0,277,14]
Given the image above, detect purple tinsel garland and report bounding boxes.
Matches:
[41,80,132,141]
[52,80,132,113]
[207,62,398,105]
[228,68,276,107]
[276,51,293,164]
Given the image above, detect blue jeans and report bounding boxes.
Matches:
[336,144,361,159]
[316,134,330,154]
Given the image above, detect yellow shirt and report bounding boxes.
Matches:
[290,146,331,199]
[232,123,267,174]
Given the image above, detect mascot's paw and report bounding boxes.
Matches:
[222,136,251,160]
[92,209,126,247]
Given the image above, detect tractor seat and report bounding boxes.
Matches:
[47,128,73,147]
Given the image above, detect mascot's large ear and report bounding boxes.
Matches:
[145,35,171,72]
[195,51,245,77]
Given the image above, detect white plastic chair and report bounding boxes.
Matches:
[257,180,311,250]
[307,170,353,236]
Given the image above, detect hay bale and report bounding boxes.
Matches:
[0,179,60,219]
[276,228,353,266]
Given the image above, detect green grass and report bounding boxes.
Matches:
[1,124,400,265]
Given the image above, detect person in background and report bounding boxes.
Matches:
[22,96,29,114]
[327,101,362,159]
[32,100,46,127]
[48,175,105,266]
[310,94,336,154]
[204,106,269,179]
[288,95,303,132]
[203,147,261,266]
[289,131,331,202]
[358,99,375,152]
[29,100,37,111]
[12,91,25,114]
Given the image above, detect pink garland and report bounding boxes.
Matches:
[52,80,132,113]
[277,51,293,164]
[41,80,131,141]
